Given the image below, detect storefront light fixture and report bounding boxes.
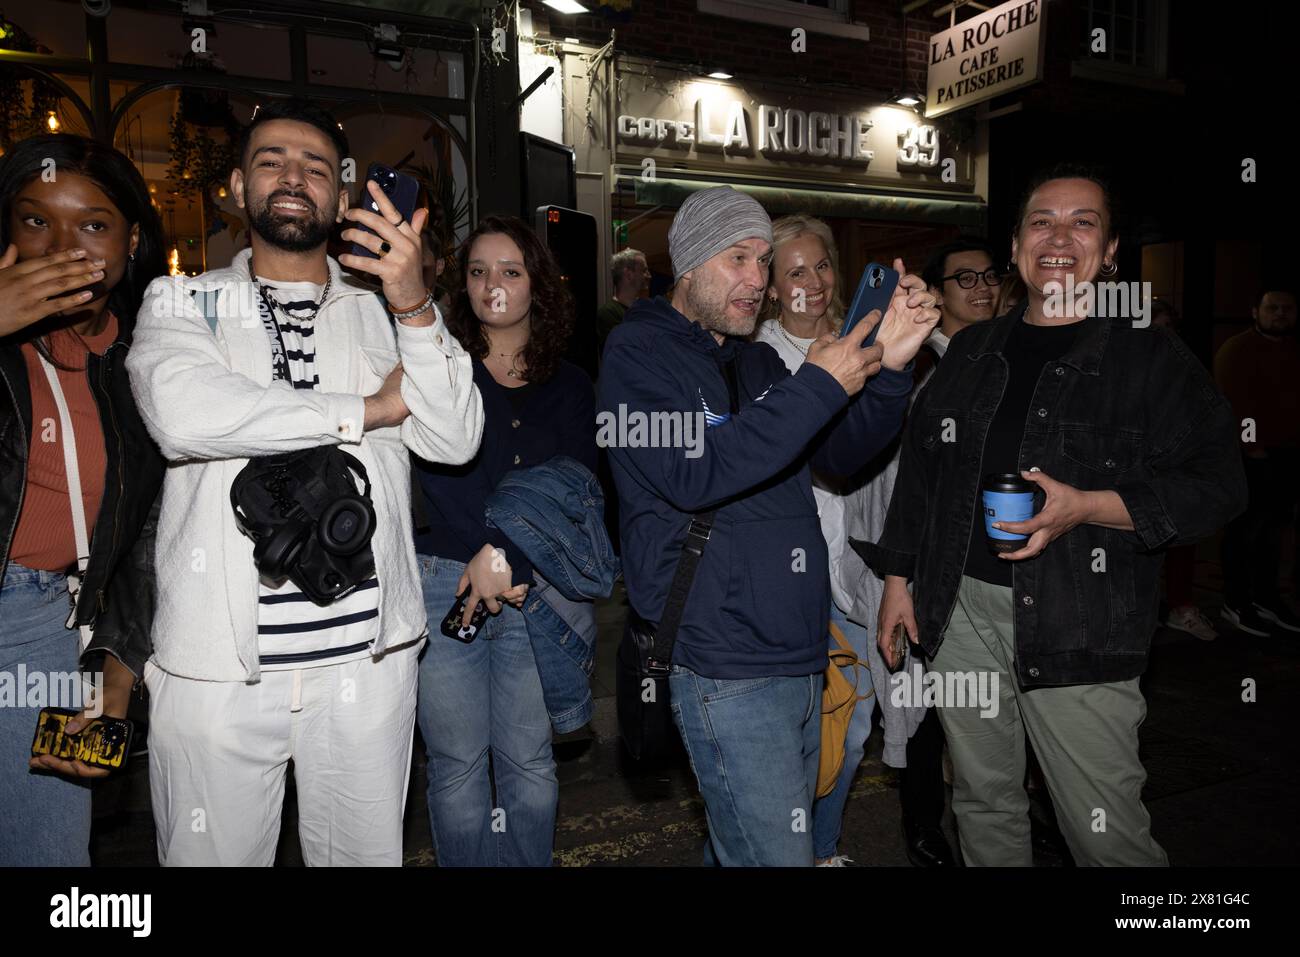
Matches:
[372,24,405,71]
[46,111,60,132]
[543,0,590,15]
[707,71,733,80]
[892,92,924,107]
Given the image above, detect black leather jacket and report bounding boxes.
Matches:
[0,319,164,678]
[862,304,1247,686]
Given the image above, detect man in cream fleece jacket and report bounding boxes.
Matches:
[126,99,483,866]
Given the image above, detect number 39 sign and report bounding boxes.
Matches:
[898,125,940,168]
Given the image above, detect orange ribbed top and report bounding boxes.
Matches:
[9,315,118,572]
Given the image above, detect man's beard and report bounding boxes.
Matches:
[684,273,757,339]
[248,190,336,252]
[1258,317,1296,337]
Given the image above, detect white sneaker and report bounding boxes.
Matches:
[816,855,855,867]
[1164,605,1217,641]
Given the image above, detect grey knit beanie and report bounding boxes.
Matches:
[668,186,773,281]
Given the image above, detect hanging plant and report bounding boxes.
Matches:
[398,159,470,301]
[165,107,239,245]
[0,16,61,150]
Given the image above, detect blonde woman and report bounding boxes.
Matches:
[755,214,870,866]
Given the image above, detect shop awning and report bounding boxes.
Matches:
[621,174,986,227]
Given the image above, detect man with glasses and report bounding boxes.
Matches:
[922,238,1002,353]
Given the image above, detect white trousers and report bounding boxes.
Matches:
[145,640,421,866]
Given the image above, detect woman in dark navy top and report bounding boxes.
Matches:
[412,215,595,867]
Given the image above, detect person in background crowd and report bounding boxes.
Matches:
[0,133,167,865]
[420,217,457,313]
[1215,287,1300,636]
[993,265,1025,318]
[900,236,1001,865]
[596,247,648,359]
[1148,298,1217,641]
[913,236,1000,382]
[840,237,1000,869]
[127,98,483,866]
[413,215,596,866]
[866,164,1247,865]
[601,186,939,866]
[753,212,874,867]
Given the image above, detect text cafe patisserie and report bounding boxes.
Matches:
[925,0,1046,118]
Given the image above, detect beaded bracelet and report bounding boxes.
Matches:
[390,289,435,320]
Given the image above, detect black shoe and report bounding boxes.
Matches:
[1254,600,1300,634]
[1221,604,1272,637]
[903,821,955,867]
[1028,798,1073,861]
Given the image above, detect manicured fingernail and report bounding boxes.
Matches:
[92,258,106,266]
[78,290,93,299]
[90,269,104,278]
[71,248,86,257]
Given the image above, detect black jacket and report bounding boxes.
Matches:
[0,319,165,678]
[861,304,1247,686]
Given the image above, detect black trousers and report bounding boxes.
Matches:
[900,705,946,829]
[1221,452,1299,608]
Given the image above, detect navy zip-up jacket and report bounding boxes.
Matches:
[598,296,912,678]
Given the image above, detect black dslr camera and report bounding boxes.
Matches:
[230,447,377,605]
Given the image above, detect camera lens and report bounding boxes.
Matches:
[318,497,374,555]
[330,510,358,542]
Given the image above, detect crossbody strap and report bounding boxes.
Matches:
[36,353,94,653]
[646,354,742,674]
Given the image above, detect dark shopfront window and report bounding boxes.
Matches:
[0,1,474,277]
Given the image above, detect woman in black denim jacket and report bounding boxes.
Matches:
[863,165,1246,866]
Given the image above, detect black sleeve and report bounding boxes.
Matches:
[82,496,160,679]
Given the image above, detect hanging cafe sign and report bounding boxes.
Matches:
[925,0,1046,118]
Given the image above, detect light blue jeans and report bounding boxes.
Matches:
[811,603,877,860]
[669,662,823,866]
[0,564,91,866]
[416,555,558,866]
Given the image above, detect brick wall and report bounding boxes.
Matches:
[527,0,932,97]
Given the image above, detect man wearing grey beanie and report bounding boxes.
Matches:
[598,186,940,866]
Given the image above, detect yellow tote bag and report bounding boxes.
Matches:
[817,621,875,798]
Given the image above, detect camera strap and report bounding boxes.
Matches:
[253,284,293,383]
[247,259,332,385]
[644,354,741,675]
[36,353,95,653]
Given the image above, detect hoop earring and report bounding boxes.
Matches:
[1005,260,1017,273]
[1100,259,1118,278]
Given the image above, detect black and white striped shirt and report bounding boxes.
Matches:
[253,277,380,671]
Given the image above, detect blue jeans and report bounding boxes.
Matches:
[811,604,877,860]
[669,663,823,866]
[416,555,558,866]
[0,564,91,867]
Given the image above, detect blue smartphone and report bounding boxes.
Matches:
[351,163,421,260]
[840,262,900,346]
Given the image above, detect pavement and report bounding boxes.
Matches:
[88,543,1300,867]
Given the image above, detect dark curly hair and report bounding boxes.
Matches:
[445,215,573,384]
